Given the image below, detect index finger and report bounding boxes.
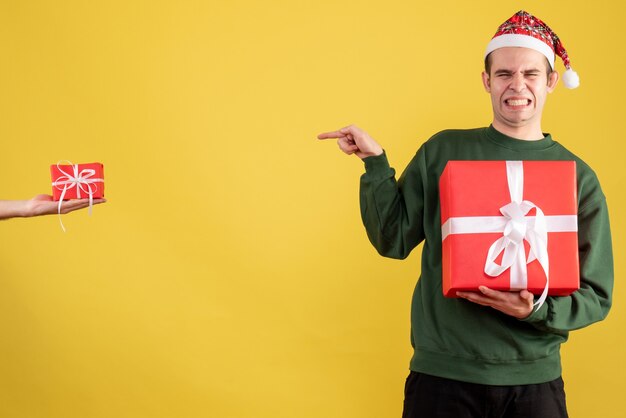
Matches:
[317,130,346,140]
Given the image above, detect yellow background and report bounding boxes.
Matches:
[0,1,623,417]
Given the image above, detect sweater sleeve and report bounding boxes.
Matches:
[359,149,426,259]
[521,195,614,333]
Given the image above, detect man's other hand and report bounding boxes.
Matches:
[456,286,534,319]
[317,125,384,160]
[25,194,107,217]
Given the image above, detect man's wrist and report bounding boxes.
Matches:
[0,200,29,220]
[14,200,30,218]
[360,147,384,159]
[363,152,384,159]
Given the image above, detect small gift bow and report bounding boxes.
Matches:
[52,161,104,232]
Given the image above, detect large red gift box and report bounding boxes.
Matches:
[439,161,579,298]
[51,162,105,201]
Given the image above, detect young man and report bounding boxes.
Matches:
[318,11,613,418]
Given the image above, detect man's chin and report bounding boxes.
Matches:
[500,112,534,126]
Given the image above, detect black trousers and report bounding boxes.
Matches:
[402,372,568,418]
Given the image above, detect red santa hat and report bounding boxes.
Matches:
[485,10,579,89]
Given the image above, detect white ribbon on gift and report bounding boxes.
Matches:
[52,160,104,232]
[441,161,578,310]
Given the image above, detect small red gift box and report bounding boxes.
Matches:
[439,161,579,300]
[51,162,105,201]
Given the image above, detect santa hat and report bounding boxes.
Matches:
[485,10,579,89]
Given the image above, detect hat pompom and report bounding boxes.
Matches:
[562,68,580,89]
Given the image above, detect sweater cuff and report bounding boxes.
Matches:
[519,299,549,323]
[362,151,391,173]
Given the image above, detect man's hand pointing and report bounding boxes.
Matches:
[318,125,384,160]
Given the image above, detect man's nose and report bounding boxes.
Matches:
[509,74,526,92]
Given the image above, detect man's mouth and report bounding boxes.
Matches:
[505,99,531,106]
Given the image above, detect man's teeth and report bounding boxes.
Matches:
[506,99,529,106]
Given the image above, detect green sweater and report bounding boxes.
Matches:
[360,125,613,385]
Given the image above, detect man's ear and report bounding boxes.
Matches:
[547,70,559,92]
[482,71,491,92]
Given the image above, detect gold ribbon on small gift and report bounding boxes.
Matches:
[52,160,104,232]
[441,161,578,310]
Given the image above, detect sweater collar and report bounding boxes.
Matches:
[485,125,555,150]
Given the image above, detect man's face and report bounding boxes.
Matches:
[482,47,559,132]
